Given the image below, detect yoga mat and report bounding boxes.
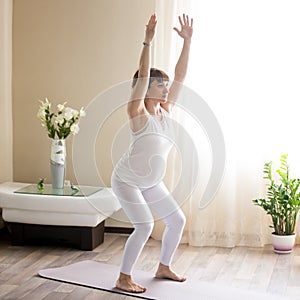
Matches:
[38,260,289,300]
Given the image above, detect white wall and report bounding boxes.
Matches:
[12,0,157,227]
[13,0,156,186]
[0,0,13,183]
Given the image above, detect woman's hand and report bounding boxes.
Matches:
[144,14,157,44]
[173,14,193,41]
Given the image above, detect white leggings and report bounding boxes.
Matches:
[111,174,186,275]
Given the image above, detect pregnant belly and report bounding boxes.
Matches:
[114,153,168,189]
[127,154,167,187]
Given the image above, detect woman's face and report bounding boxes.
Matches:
[146,79,169,102]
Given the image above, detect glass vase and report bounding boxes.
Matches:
[50,139,66,189]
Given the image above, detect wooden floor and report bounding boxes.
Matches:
[0,228,300,300]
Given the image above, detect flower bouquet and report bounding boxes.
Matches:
[37,97,86,139]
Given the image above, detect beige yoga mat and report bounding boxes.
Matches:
[38,260,289,300]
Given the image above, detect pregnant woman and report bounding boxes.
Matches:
[111,13,193,293]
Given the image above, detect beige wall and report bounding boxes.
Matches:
[13,0,156,186]
[0,0,13,183]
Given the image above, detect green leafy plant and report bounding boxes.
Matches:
[253,154,300,235]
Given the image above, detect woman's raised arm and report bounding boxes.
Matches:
[161,14,193,112]
[128,14,157,119]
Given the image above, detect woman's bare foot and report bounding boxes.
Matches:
[115,273,147,293]
[155,263,186,282]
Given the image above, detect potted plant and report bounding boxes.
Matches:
[253,154,300,253]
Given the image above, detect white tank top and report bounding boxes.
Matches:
[114,108,174,188]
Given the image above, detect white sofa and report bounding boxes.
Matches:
[0,182,121,250]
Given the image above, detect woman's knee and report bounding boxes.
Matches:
[134,221,154,238]
[177,210,186,229]
[166,209,186,230]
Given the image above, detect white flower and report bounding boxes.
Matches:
[55,114,65,125]
[63,107,74,121]
[79,107,86,117]
[72,109,79,118]
[39,97,51,110]
[70,123,80,135]
[37,108,46,121]
[57,102,67,112]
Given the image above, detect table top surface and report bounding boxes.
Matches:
[14,184,103,197]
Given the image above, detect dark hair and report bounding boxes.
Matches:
[132,68,169,88]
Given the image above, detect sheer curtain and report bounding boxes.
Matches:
[153,0,300,247]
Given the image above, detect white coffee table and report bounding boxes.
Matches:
[0,182,121,250]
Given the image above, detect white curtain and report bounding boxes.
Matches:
[153,0,300,247]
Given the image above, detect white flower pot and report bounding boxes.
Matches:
[271,233,296,254]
